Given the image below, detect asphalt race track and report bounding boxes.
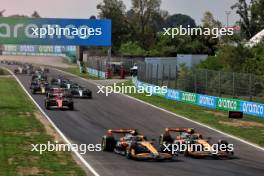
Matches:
[3,64,264,176]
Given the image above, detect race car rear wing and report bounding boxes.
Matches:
[165,128,194,134]
[107,129,136,134]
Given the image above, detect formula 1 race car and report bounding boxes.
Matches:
[45,92,74,110]
[46,87,72,97]
[14,64,34,75]
[50,77,72,88]
[31,74,47,82]
[159,128,234,159]
[35,67,49,73]
[30,80,49,94]
[14,66,28,75]
[102,129,177,161]
[70,84,92,98]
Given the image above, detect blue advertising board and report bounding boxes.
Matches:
[0,17,111,46]
[166,89,181,101]
[240,101,264,118]
[197,94,216,109]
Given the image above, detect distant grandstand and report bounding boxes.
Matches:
[1,45,76,62]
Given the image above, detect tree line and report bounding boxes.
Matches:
[96,0,264,75]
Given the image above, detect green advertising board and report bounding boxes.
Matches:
[216,97,240,111]
[181,91,197,104]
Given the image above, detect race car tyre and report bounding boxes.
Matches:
[102,136,116,152]
[218,139,233,156]
[69,103,74,110]
[218,139,229,150]
[184,149,189,157]
[32,89,36,94]
[45,101,50,110]
[159,133,173,145]
[126,148,132,159]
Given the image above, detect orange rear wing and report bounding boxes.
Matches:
[165,128,194,134]
[107,129,136,134]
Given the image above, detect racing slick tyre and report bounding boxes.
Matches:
[45,101,50,110]
[102,136,116,152]
[126,148,132,159]
[69,103,74,110]
[218,139,234,156]
[32,89,36,94]
[184,149,189,157]
[159,134,173,152]
[159,134,173,144]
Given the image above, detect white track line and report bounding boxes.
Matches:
[1,66,100,176]
[55,68,264,152]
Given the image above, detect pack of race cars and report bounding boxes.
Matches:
[11,63,92,110]
[1,61,235,162]
[102,128,234,161]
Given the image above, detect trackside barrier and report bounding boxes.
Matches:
[86,67,106,79]
[132,77,264,118]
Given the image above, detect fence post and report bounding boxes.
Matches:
[218,71,221,97]
[97,60,100,78]
[145,63,149,82]
[249,74,252,101]
[175,64,178,89]
[144,63,147,82]
[150,64,153,84]
[232,72,235,98]
[205,69,208,94]
[194,71,197,93]
[168,65,171,88]
[156,64,159,86]
[161,64,164,86]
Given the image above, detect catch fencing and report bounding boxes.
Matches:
[137,63,264,104]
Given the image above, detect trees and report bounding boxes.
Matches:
[199,11,222,55]
[164,14,196,28]
[97,0,130,52]
[232,0,264,40]
[119,41,146,56]
[0,9,5,17]
[31,11,40,18]
[129,0,162,49]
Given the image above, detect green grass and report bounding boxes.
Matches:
[120,81,264,147]
[0,68,10,75]
[0,77,86,176]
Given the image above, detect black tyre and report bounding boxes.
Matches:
[101,136,116,152]
[69,103,74,110]
[159,133,173,145]
[184,149,189,156]
[32,89,36,94]
[126,148,132,159]
[45,101,50,110]
[218,140,228,150]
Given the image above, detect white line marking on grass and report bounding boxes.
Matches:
[1,66,100,176]
[55,68,264,152]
